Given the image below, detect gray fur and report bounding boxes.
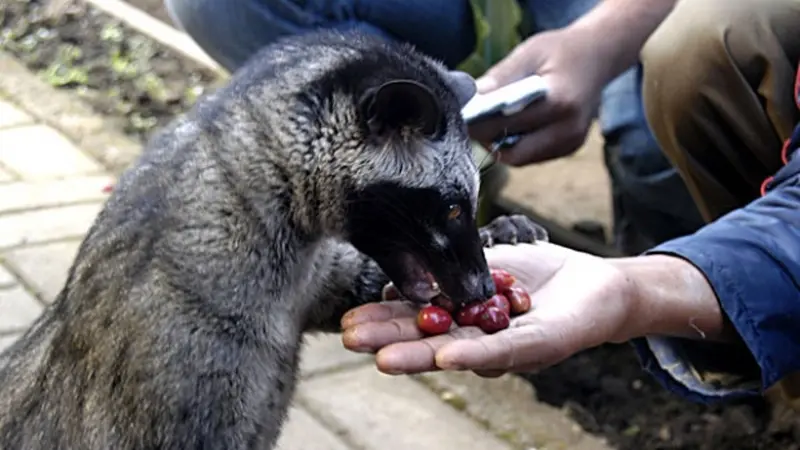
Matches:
[0,29,546,449]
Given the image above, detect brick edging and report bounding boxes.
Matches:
[0,51,142,176]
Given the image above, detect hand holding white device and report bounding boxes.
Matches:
[461,74,549,150]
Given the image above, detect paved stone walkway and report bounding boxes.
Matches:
[0,51,612,450]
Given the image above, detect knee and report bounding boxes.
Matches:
[163,0,258,71]
[641,0,773,81]
[641,1,728,120]
[640,0,772,155]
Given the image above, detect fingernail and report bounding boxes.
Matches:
[341,311,354,327]
[475,76,497,93]
[341,310,365,328]
[341,329,372,353]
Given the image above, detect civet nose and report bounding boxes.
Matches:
[462,272,496,305]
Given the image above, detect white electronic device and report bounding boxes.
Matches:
[461,74,549,125]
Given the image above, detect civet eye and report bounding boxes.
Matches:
[447,204,461,220]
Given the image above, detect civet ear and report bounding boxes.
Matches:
[445,70,477,108]
[361,79,443,138]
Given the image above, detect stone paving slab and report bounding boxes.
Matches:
[0,285,44,331]
[0,265,15,288]
[298,365,516,450]
[0,124,104,180]
[0,333,21,353]
[275,405,354,450]
[0,99,33,129]
[3,240,82,303]
[299,332,370,378]
[0,175,112,214]
[0,203,103,250]
[0,53,142,174]
[0,166,17,182]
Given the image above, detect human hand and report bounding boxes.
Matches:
[469,26,607,166]
[340,243,639,377]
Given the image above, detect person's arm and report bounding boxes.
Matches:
[610,255,736,343]
[566,0,679,88]
[613,155,800,404]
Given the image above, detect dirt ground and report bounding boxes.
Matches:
[0,0,220,141]
[504,125,612,229]
[2,1,798,448]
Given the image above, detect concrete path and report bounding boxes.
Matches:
[0,50,612,450]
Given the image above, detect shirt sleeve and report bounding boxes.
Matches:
[629,152,800,405]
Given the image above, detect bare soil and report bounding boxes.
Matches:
[0,0,221,143]
[2,1,798,448]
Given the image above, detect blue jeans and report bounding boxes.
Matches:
[165,0,705,254]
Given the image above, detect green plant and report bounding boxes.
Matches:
[459,0,523,77]
[460,0,523,226]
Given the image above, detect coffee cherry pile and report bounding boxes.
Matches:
[415,269,531,335]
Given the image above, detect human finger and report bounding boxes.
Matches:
[494,117,587,166]
[475,39,545,93]
[341,316,423,353]
[483,243,569,293]
[467,98,561,145]
[340,300,417,329]
[435,321,572,372]
[375,326,487,374]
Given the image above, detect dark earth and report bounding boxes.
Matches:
[1,1,799,449]
[0,0,221,143]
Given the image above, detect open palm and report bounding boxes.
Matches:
[341,243,636,377]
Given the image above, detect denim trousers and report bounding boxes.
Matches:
[164,0,705,254]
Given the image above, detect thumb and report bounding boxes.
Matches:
[434,319,575,371]
[484,243,571,292]
[475,41,544,94]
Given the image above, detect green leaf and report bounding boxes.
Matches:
[460,0,522,225]
[40,63,88,87]
[458,0,522,77]
[622,425,641,437]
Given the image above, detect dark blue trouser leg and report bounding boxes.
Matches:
[164,0,477,72]
[600,68,706,253]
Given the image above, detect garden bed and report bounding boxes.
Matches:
[0,0,221,144]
